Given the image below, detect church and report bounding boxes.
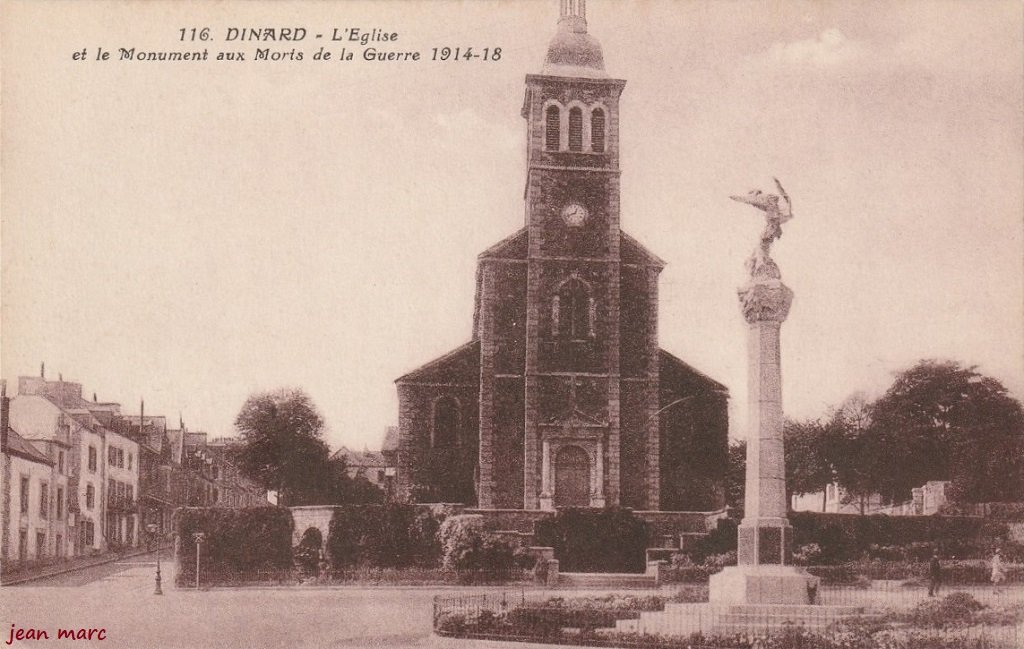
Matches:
[396,1,729,512]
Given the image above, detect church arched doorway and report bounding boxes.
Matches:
[554,445,590,508]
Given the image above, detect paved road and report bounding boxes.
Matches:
[1,554,462,648]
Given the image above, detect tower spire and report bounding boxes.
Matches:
[558,0,587,31]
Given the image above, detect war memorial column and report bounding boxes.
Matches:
[709,179,819,605]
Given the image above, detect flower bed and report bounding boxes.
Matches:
[433,591,1023,649]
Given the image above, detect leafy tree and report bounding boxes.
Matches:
[233,388,332,506]
[868,360,1024,503]
[783,418,833,508]
[724,440,746,514]
[827,393,883,514]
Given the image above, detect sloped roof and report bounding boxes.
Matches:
[621,231,666,268]
[395,340,481,384]
[478,228,528,260]
[5,428,53,465]
[331,446,388,468]
[659,349,729,394]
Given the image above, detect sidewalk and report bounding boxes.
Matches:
[1,544,170,586]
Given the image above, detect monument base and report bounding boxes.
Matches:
[709,565,820,605]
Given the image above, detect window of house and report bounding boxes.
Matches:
[212,466,219,480]
[88,446,97,472]
[109,446,116,465]
[553,277,594,339]
[86,484,95,509]
[545,105,560,150]
[57,487,64,519]
[128,453,132,470]
[127,485,133,502]
[117,448,124,468]
[591,108,605,153]
[432,397,460,448]
[19,530,28,561]
[568,107,583,151]
[40,481,49,518]
[20,476,30,513]
[378,470,385,482]
[37,532,46,558]
[58,451,65,474]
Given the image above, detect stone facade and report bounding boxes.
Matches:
[396,6,728,512]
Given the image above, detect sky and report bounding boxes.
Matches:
[2,0,1022,451]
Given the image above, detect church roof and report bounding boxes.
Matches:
[621,232,667,268]
[395,340,481,384]
[542,6,607,79]
[659,349,729,394]
[478,228,528,260]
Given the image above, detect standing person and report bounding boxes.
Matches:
[990,549,1005,591]
[928,550,942,597]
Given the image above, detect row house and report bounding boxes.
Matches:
[182,433,267,507]
[1,382,72,563]
[9,374,140,556]
[3,369,268,568]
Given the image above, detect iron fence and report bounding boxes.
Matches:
[433,582,1024,649]
[174,565,534,588]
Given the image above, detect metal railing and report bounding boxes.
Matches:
[433,582,1024,648]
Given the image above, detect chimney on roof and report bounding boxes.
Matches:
[93,392,97,403]
[41,362,45,379]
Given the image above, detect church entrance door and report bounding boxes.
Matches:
[554,445,590,508]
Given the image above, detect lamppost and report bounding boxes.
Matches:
[193,532,206,590]
[146,523,163,595]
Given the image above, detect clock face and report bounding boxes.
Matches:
[561,202,588,227]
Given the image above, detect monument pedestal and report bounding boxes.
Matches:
[709,565,819,606]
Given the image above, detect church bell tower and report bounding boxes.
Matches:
[515,0,639,510]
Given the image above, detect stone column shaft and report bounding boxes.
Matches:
[736,279,793,566]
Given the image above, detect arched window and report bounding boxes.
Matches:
[568,107,583,151]
[545,105,560,150]
[591,108,605,153]
[432,396,460,448]
[552,277,595,339]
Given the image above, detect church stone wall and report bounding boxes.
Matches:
[396,382,480,505]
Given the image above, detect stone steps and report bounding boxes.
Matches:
[619,603,869,637]
[557,572,656,589]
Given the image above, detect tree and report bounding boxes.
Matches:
[783,418,833,509]
[724,439,747,514]
[233,388,332,506]
[827,393,883,514]
[868,360,1024,503]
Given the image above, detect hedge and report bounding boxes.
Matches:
[174,506,294,586]
[326,503,443,569]
[790,512,1005,563]
[533,508,650,573]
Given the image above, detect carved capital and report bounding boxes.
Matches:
[738,280,794,324]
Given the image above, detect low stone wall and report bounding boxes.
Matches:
[465,508,551,533]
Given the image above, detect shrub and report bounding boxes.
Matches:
[437,514,518,575]
[326,504,443,569]
[689,518,738,563]
[534,507,650,573]
[174,506,294,586]
[790,512,999,563]
[792,542,822,565]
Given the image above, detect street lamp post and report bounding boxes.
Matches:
[146,522,162,595]
[193,532,206,590]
